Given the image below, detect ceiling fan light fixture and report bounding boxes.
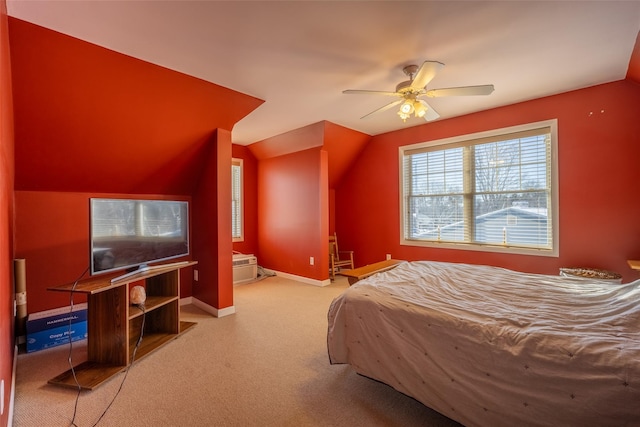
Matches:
[413,101,427,118]
[400,99,414,115]
[343,60,494,124]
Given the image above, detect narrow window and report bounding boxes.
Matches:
[232,158,243,242]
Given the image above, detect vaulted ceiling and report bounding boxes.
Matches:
[8,1,640,145]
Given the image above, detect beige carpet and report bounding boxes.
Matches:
[13,275,462,427]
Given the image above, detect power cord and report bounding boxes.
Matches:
[66,269,147,427]
[89,304,145,426]
[65,266,89,427]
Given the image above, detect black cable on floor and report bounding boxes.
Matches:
[90,304,146,427]
[64,266,89,427]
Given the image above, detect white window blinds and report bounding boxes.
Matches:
[400,120,557,255]
[232,158,243,241]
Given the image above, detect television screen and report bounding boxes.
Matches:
[90,198,189,275]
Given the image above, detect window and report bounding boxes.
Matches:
[400,120,558,256]
[232,158,243,242]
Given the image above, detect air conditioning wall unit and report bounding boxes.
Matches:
[232,253,258,284]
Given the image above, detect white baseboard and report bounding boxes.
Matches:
[179,296,192,306]
[191,297,236,317]
[271,270,331,287]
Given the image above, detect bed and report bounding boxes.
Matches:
[327,261,640,427]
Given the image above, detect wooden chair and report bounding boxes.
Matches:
[329,232,354,281]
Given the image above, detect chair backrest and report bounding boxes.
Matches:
[329,233,340,260]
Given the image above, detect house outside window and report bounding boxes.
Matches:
[232,158,243,242]
[400,120,558,256]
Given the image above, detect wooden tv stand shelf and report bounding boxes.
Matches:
[47,261,197,390]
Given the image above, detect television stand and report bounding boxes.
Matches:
[47,261,197,390]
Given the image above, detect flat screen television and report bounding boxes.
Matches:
[90,198,189,276]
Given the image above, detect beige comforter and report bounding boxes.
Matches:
[327,261,640,427]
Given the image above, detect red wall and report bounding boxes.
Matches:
[8,18,262,196]
[249,122,325,161]
[257,147,329,280]
[627,31,640,83]
[14,191,193,314]
[192,130,233,310]
[231,144,258,256]
[336,80,640,282]
[8,20,261,315]
[322,122,370,236]
[0,0,14,423]
[247,121,368,279]
[323,122,370,189]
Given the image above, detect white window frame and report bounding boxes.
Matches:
[232,158,244,242]
[399,119,558,257]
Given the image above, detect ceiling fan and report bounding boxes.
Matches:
[343,61,494,122]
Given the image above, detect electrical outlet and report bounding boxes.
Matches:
[194,270,199,281]
[386,254,391,260]
[310,257,314,266]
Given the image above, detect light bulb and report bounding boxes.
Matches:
[397,110,410,122]
[400,100,414,114]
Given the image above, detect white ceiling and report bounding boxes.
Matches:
[7,1,640,145]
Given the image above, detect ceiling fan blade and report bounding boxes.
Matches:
[410,61,445,90]
[418,99,440,121]
[361,99,403,119]
[343,89,402,97]
[425,84,495,98]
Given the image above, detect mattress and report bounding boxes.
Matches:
[327,261,640,427]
